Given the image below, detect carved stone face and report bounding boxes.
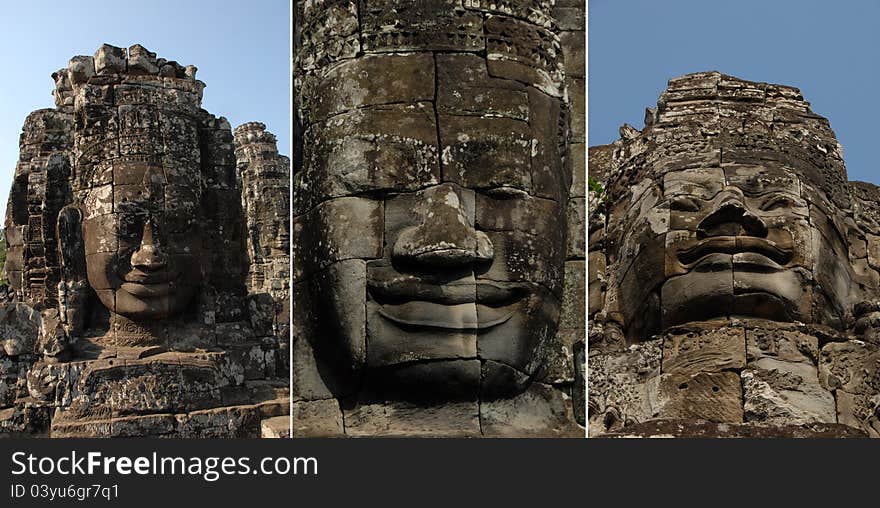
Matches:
[300,53,566,398]
[612,162,851,337]
[83,163,202,320]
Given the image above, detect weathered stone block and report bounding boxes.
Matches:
[529,87,567,202]
[819,340,880,436]
[559,31,584,78]
[261,415,291,438]
[540,328,582,385]
[657,371,743,423]
[485,16,562,97]
[0,304,40,356]
[566,197,585,258]
[439,115,532,192]
[554,6,586,31]
[588,340,662,436]
[360,0,484,53]
[128,44,159,75]
[571,143,586,198]
[835,390,880,438]
[436,53,529,121]
[293,197,383,281]
[587,251,605,316]
[312,53,435,121]
[67,55,96,85]
[475,193,561,235]
[662,322,746,376]
[94,44,126,75]
[481,382,582,437]
[293,399,344,437]
[298,104,439,211]
[344,399,481,437]
[742,367,835,425]
[560,260,585,330]
[479,230,564,296]
[819,341,880,394]
[599,419,867,438]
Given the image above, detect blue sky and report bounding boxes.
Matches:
[589,0,880,184]
[0,0,289,221]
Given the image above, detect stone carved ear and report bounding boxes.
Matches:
[56,205,89,338]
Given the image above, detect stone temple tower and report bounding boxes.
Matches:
[234,121,291,377]
[1,44,290,438]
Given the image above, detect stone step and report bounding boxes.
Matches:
[261,415,290,438]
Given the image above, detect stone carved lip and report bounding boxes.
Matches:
[121,271,180,297]
[377,302,514,331]
[677,236,792,266]
[369,280,526,331]
[731,251,786,272]
[368,279,525,306]
[120,282,175,297]
[120,282,174,297]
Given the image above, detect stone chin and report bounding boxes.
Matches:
[361,283,558,400]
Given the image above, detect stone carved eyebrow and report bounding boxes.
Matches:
[662,169,725,198]
[757,192,806,211]
[725,179,801,198]
[661,184,805,210]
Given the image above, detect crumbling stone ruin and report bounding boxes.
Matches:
[1,44,290,437]
[589,71,880,438]
[293,0,586,437]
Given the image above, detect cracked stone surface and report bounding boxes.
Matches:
[293,0,586,437]
[1,44,289,437]
[589,71,880,438]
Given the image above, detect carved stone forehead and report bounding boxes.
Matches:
[295,0,563,94]
[298,82,566,212]
[607,71,851,210]
[663,165,803,199]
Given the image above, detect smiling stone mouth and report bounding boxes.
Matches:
[120,272,180,297]
[368,280,526,331]
[120,281,174,297]
[676,236,792,266]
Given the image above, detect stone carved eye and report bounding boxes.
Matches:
[669,196,701,212]
[484,186,529,199]
[760,194,795,211]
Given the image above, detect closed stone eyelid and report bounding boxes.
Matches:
[669,195,702,211]
[758,193,803,210]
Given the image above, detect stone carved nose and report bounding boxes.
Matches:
[392,186,494,268]
[697,193,768,239]
[130,221,167,270]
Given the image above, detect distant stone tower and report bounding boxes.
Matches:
[234,122,290,294]
[234,121,291,375]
